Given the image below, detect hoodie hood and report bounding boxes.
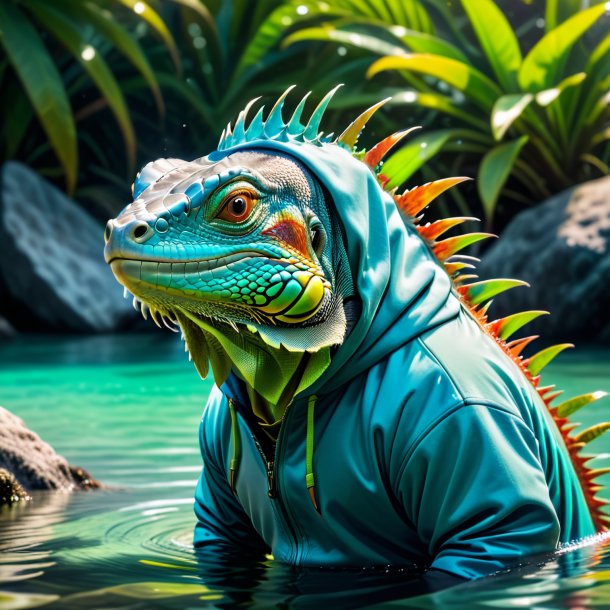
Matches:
[212,137,460,398]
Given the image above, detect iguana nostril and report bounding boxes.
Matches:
[155,217,169,233]
[131,222,152,242]
[104,221,113,244]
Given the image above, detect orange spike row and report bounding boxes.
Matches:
[417,217,478,241]
[525,343,573,376]
[364,127,420,169]
[505,335,539,358]
[458,278,528,306]
[433,232,495,262]
[376,173,390,189]
[542,390,564,405]
[395,177,471,218]
[486,310,549,341]
[452,274,479,286]
[443,261,476,276]
[336,98,390,149]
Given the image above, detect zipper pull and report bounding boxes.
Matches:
[267,461,276,498]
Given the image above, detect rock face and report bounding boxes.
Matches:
[0,406,100,505]
[0,162,135,332]
[478,175,610,343]
[0,468,29,506]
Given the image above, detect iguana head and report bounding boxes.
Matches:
[104,86,470,402]
[104,148,349,345]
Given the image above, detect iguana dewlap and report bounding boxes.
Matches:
[104,88,608,579]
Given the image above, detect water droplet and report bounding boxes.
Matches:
[337,46,347,56]
[187,23,201,37]
[281,16,293,26]
[296,5,309,15]
[133,1,145,14]
[80,45,95,61]
[536,17,545,28]
[193,36,206,50]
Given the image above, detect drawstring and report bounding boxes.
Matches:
[227,395,320,514]
[306,395,320,513]
[228,399,241,495]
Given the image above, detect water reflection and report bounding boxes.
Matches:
[1,336,609,609]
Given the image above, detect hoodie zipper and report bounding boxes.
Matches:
[232,399,300,562]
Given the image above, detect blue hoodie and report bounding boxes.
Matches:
[193,137,595,579]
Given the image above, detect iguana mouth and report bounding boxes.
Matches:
[110,253,332,328]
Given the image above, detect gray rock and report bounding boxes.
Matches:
[0,162,135,332]
[0,406,100,502]
[0,468,29,506]
[478,175,610,342]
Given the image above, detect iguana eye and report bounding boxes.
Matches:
[216,190,257,223]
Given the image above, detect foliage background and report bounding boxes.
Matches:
[0,0,608,231]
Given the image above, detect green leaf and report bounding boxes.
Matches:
[387,26,468,62]
[535,72,586,106]
[556,391,608,419]
[478,136,528,222]
[491,94,533,140]
[460,0,522,91]
[519,4,606,91]
[284,25,406,57]
[2,76,34,158]
[237,2,339,79]
[544,0,582,31]
[391,90,488,130]
[368,54,502,111]
[27,1,136,170]
[380,129,457,189]
[0,1,77,192]
[80,1,164,114]
[116,0,181,71]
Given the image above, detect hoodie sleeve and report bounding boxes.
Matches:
[194,388,269,556]
[396,403,560,579]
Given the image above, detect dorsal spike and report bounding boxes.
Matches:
[364,127,420,169]
[458,279,529,306]
[543,390,564,405]
[304,84,343,141]
[232,96,262,143]
[443,261,476,276]
[433,232,495,261]
[287,91,312,136]
[336,98,391,150]
[395,177,471,218]
[525,343,573,376]
[574,422,610,445]
[556,391,609,419]
[417,217,478,241]
[246,105,266,141]
[487,310,549,341]
[506,335,539,358]
[265,85,296,137]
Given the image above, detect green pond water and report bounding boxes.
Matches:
[1,333,610,610]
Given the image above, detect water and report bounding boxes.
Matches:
[1,334,610,609]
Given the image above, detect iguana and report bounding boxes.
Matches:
[104,87,609,579]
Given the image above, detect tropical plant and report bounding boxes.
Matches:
[0,0,179,194]
[284,0,610,226]
[161,0,444,156]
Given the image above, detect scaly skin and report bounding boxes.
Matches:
[104,150,352,422]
